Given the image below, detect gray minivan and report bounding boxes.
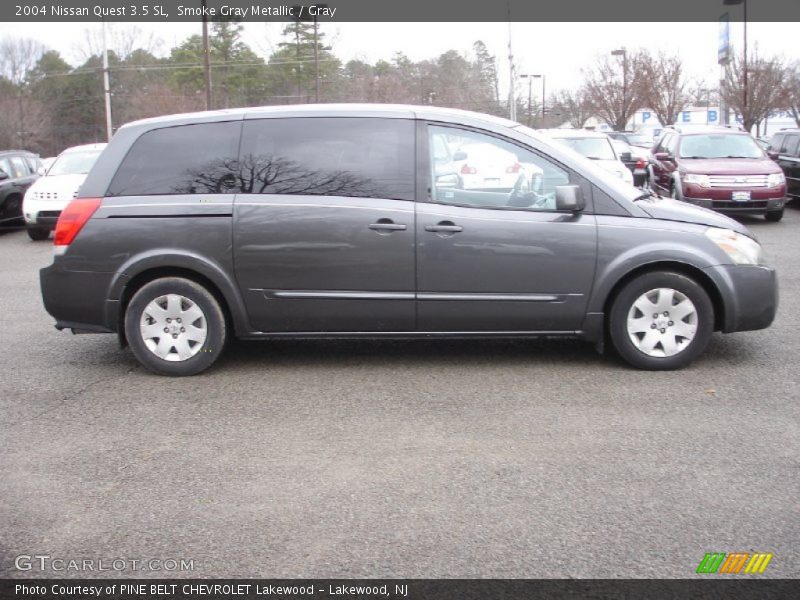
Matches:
[40,105,777,376]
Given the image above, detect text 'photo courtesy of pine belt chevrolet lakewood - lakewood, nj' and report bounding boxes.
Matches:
[38,104,778,376]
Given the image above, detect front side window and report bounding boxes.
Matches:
[678,134,763,159]
[238,117,415,201]
[9,156,29,177]
[428,125,570,210]
[769,133,785,153]
[784,135,800,157]
[107,121,242,196]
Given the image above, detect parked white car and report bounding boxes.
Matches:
[23,143,106,240]
[540,130,634,186]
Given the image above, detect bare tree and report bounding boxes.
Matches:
[686,79,719,109]
[0,37,47,148]
[722,50,786,133]
[783,63,800,127]
[73,25,162,62]
[640,51,690,127]
[551,88,594,128]
[0,37,45,84]
[583,49,647,131]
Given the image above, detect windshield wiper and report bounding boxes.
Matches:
[723,155,754,159]
[632,190,657,202]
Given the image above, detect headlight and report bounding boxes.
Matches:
[684,173,710,188]
[767,172,785,188]
[705,228,766,265]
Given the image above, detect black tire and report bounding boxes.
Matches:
[765,209,783,222]
[124,277,227,376]
[27,226,50,241]
[609,271,714,370]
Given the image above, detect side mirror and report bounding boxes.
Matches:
[555,185,585,212]
[620,151,632,162]
[452,150,468,161]
[766,150,779,160]
[37,165,48,175]
[0,170,9,181]
[654,152,671,161]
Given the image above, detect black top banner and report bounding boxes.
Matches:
[2,579,800,600]
[3,0,800,23]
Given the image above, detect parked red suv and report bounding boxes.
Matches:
[649,127,788,221]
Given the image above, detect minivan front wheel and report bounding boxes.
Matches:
[609,271,714,370]
[125,277,227,376]
[765,209,783,222]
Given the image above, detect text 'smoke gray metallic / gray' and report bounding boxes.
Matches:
[39,104,777,376]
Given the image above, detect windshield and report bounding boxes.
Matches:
[551,136,616,161]
[48,149,103,176]
[626,134,653,147]
[678,134,763,159]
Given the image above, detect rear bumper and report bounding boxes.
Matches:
[703,264,778,333]
[683,195,787,214]
[40,262,115,333]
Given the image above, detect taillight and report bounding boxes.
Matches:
[635,158,646,169]
[506,162,521,174]
[460,164,477,175]
[54,198,102,248]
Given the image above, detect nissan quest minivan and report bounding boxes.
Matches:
[40,105,777,376]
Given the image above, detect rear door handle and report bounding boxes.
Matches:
[425,222,463,233]
[368,219,407,232]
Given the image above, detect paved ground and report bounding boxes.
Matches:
[1,206,798,579]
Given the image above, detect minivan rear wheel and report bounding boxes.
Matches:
[609,271,713,370]
[125,277,227,376]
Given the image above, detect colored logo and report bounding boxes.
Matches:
[696,552,773,574]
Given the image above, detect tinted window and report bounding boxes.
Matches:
[107,121,242,196]
[239,117,414,201]
[769,133,785,152]
[429,125,570,211]
[784,135,800,157]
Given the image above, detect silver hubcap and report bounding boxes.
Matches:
[140,294,207,362]
[626,288,698,358]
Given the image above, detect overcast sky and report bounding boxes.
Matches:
[1,21,796,99]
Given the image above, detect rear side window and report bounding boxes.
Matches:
[769,133,785,152]
[107,121,242,196]
[785,135,800,157]
[239,117,415,201]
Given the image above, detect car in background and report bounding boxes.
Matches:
[541,129,634,185]
[766,128,800,200]
[23,143,106,240]
[607,131,656,149]
[649,127,787,221]
[610,139,648,187]
[38,156,57,175]
[0,150,41,225]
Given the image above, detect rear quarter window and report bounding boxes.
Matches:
[107,121,242,196]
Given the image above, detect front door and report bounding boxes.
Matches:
[416,124,597,332]
[233,117,417,333]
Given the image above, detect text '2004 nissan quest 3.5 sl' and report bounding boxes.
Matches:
[39,105,777,376]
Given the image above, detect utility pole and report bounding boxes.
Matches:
[507,9,516,121]
[201,0,212,110]
[101,20,113,141]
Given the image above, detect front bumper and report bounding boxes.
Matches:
[683,195,787,214]
[703,264,778,333]
[24,197,68,227]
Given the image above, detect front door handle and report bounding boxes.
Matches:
[425,221,463,233]
[368,218,407,233]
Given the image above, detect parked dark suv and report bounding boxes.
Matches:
[40,105,777,376]
[766,128,800,200]
[0,150,40,225]
[649,127,788,221]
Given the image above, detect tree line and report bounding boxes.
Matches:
[1,22,798,157]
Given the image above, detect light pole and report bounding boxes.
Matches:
[521,74,544,127]
[724,0,747,130]
[611,48,627,131]
[312,4,327,103]
[201,0,212,110]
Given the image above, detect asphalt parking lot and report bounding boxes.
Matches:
[1,206,798,579]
